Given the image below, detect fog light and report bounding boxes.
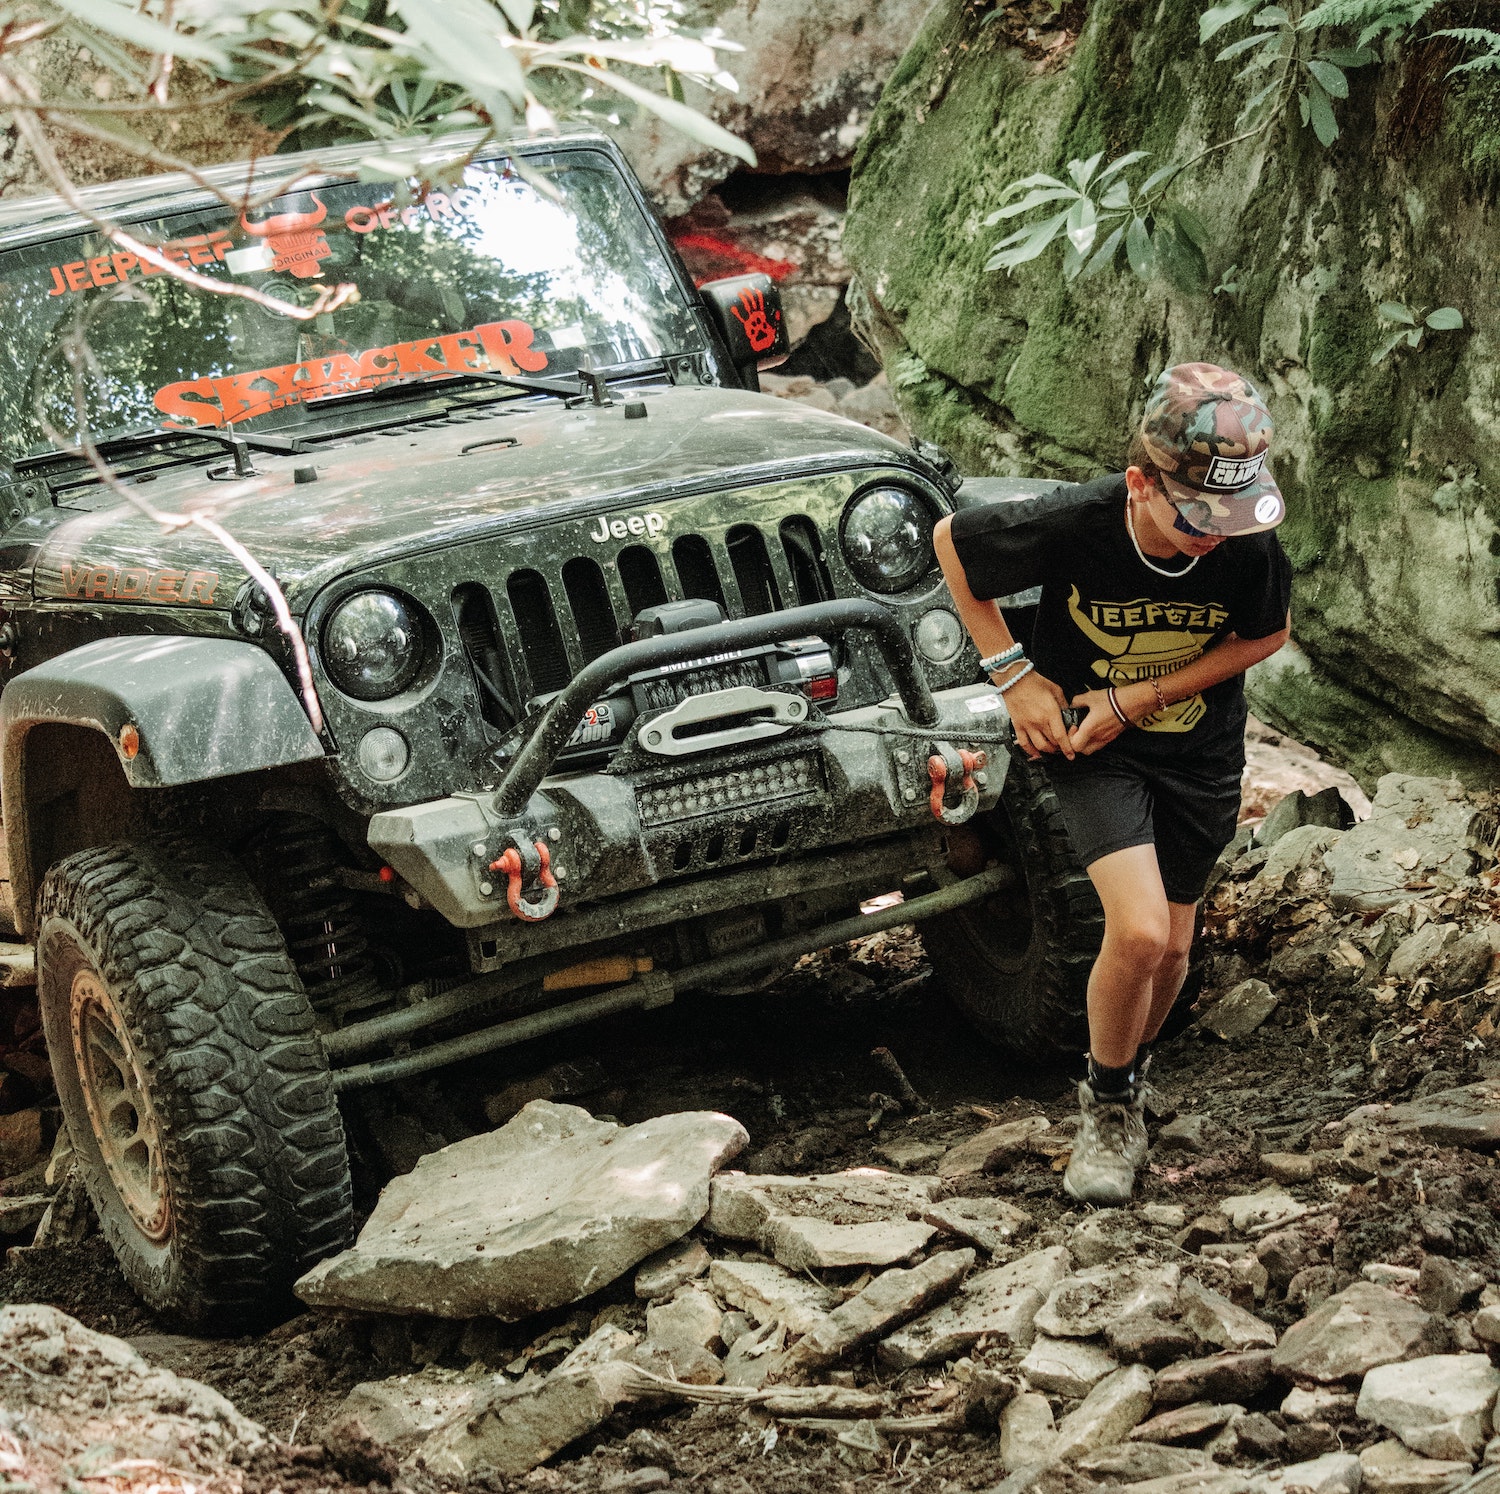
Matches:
[915,607,964,664]
[357,726,409,781]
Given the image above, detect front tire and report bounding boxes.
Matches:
[36,838,353,1329]
[921,754,1103,1059]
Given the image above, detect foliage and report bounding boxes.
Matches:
[987,0,1482,315]
[1370,302,1464,363]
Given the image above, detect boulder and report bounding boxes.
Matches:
[938,1116,1051,1179]
[1034,1260,1181,1339]
[1252,828,1343,898]
[0,1107,43,1175]
[1272,1284,1449,1385]
[706,1168,940,1269]
[635,1237,711,1299]
[1258,788,1354,849]
[296,1103,746,1319]
[419,1362,638,1477]
[1418,1258,1486,1317]
[1356,1354,1500,1462]
[1389,926,1463,984]
[1219,1188,1308,1233]
[924,1196,1036,1253]
[1178,1278,1278,1353]
[707,1259,835,1335]
[1132,1403,1246,1446]
[1156,1352,1275,1406]
[1053,1365,1156,1461]
[782,1247,974,1374]
[1080,1444,1215,1481]
[1001,1390,1060,1469]
[1385,1081,1500,1152]
[637,1284,725,1384]
[1255,1453,1363,1494]
[1199,982,1281,1042]
[1021,1336,1122,1397]
[1325,778,1488,913]
[1474,1307,1500,1346]
[615,0,940,217]
[878,1244,1072,1369]
[1108,1314,1203,1368]
[1359,1439,1475,1494]
[322,1376,480,1461]
[1283,1387,1359,1424]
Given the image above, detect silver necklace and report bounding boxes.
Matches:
[1126,499,1199,578]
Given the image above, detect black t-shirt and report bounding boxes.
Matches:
[950,474,1292,763]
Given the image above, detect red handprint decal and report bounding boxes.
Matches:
[730,286,780,354]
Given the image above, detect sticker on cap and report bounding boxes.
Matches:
[1254,493,1282,524]
[1204,450,1267,491]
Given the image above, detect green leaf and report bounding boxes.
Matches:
[1236,76,1281,125]
[553,60,756,163]
[999,172,1070,198]
[493,0,535,31]
[1407,328,1423,347]
[1237,35,1286,75]
[1138,162,1183,198]
[1065,193,1099,257]
[1171,204,1211,250]
[1154,219,1209,294]
[1254,5,1290,25]
[1298,89,1311,125]
[1201,0,1259,42]
[1100,180,1131,211]
[1377,301,1416,324]
[987,207,1071,270]
[1425,306,1464,329]
[1306,77,1338,144]
[1081,222,1126,279]
[985,185,1079,223]
[1370,328,1411,365]
[1095,149,1149,184]
[1319,46,1374,67]
[1126,214,1155,277]
[1217,30,1276,59]
[49,0,231,63]
[389,0,527,113]
[1067,152,1104,190]
[1306,58,1348,96]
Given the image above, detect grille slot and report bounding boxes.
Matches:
[453,581,517,727]
[780,516,834,605]
[726,524,782,616]
[562,556,619,662]
[507,568,570,694]
[619,544,670,613]
[672,534,726,610]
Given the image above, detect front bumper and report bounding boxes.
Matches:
[369,679,1014,934]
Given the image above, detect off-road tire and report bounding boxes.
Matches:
[922,753,1104,1059]
[36,837,353,1329]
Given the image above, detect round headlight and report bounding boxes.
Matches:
[840,486,936,594]
[357,726,410,782]
[915,607,965,664]
[322,590,423,701]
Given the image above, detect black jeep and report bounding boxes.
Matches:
[0,130,1099,1325]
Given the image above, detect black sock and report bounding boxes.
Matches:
[1088,1053,1137,1099]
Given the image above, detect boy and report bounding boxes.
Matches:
[933,363,1292,1203]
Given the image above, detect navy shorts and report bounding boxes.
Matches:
[1044,748,1243,905]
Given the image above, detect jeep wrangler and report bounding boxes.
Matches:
[0,130,1101,1326]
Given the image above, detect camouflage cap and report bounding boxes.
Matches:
[1139,362,1285,536]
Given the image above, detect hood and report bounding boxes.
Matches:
[26,387,916,610]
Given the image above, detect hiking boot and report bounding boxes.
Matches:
[1064,1079,1149,1204]
[1136,1050,1175,1125]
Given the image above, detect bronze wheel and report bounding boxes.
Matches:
[70,967,170,1242]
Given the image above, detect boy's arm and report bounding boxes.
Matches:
[1069,614,1292,754]
[934,515,1075,760]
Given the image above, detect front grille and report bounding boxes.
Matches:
[476,513,837,702]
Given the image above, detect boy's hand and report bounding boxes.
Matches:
[1004,671,1074,760]
[1068,687,1130,755]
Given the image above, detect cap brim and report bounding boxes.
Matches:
[1160,470,1286,537]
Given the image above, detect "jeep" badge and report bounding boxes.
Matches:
[589,512,664,543]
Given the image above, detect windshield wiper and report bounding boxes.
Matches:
[302,366,622,416]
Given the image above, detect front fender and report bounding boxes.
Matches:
[0,636,325,934]
[0,635,324,791]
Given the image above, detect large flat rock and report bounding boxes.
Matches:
[1035,1260,1181,1339]
[1271,1283,1448,1385]
[1356,1353,1500,1461]
[296,1102,747,1319]
[1386,1080,1500,1151]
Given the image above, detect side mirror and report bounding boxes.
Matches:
[699,273,790,391]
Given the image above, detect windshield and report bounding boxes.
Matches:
[0,148,703,461]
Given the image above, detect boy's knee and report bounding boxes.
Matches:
[1108,911,1171,966]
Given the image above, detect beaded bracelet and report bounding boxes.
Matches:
[1106,686,1131,726]
[979,642,1025,674]
[996,660,1035,694]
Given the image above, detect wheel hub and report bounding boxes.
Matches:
[70,968,171,1241]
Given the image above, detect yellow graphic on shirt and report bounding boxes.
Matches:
[1067,586,1229,733]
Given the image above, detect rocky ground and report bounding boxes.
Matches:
[3,751,1500,1494]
